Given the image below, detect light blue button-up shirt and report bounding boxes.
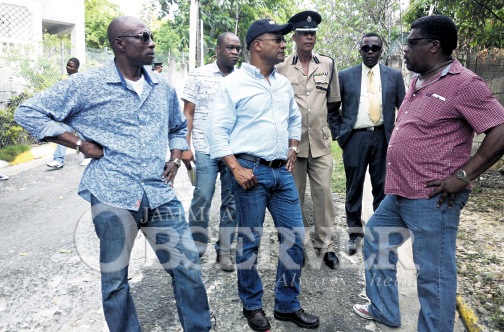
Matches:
[15,61,188,211]
[206,63,301,161]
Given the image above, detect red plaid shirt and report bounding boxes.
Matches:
[386,60,504,199]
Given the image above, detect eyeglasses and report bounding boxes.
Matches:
[255,36,287,44]
[404,37,434,47]
[360,45,382,53]
[225,45,242,52]
[117,31,154,43]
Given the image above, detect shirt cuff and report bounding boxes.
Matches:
[169,137,190,151]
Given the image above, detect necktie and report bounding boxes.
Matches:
[368,70,381,124]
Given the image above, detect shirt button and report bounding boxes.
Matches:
[389,145,392,148]
[308,109,311,113]
[308,127,311,131]
[142,164,147,167]
[405,111,408,114]
[307,92,310,96]
[395,128,399,131]
[388,162,391,165]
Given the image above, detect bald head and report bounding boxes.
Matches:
[107,16,146,52]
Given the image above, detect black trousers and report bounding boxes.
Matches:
[342,129,387,238]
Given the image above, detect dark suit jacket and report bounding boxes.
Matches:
[329,63,405,148]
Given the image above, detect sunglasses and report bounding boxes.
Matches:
[404,37,434,48]
[117,31,153,43]
[360,45,382,53]
[255,36,287,44]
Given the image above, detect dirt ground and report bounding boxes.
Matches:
[457,169,504,331]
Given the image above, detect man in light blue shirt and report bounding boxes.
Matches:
[15,16,211,332]
[206,19,319,331]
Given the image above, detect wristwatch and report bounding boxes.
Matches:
[170,158,182,167]
[288,146,299,154]
[457,170,471,184]
[75,139,82,154]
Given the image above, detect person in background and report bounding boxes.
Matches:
[206,19,320,331]
[328,33,405,255]
[352,15,504,331]
[15,16,212,332]
[276,10,341,269]
[46,57,91,168]
[153,61,163,73]
[181,32,240,272]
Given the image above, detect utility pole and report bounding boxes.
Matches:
[189,0,198,71]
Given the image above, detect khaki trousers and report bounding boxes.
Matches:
[293,151,335,254]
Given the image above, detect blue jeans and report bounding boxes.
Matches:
[52,124,74,164]
[91,193,211,332]
[229,158,305,313]
[189,152,237,255]
[364,191,470,331]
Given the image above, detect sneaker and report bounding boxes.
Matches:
[80,158,91,166]
[353,304,375,320]
[0,174,9,181]
[47,160,63,169]
[348,237,362,256]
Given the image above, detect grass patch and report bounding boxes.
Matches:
[331,142,346,195]
[0,144,31,162]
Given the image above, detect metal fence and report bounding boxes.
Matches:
[0,42,187,149]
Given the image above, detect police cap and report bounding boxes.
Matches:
[288,10,322,32]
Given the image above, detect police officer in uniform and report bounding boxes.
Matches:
[276,10,341,269]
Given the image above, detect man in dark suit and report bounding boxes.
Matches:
[328,32,405,255]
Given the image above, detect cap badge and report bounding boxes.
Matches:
[307,16,312,22]
[269,20,275,24]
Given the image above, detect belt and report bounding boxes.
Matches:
[354,124,384,132]
[235,153,286,168]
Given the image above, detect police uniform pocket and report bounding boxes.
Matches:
[314,75,329,93]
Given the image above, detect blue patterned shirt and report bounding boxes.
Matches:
[206,63,301,161]
[15,61,189,211]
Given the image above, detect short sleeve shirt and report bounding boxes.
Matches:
[386,60,504,199]
[181,62,232,154]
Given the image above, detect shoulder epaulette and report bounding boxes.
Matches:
[291,55,298,65]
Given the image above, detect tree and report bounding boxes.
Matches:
[313,0,404,70]
[85,0,123,48]
[404,0,504,53]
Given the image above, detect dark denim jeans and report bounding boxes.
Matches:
[364,191,470,331]
[230,158,305,313]
[91,193,211,332]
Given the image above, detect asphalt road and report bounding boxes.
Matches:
[0,153,467,331]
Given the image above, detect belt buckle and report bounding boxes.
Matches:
[367,127,375,131]
[268,160,274,167]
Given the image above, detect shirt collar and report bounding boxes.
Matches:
[106,60,157,86]
[241,62,276,79]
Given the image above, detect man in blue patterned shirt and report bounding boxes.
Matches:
[15,16,211,332]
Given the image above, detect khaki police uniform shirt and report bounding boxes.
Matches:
[276,52,340,158]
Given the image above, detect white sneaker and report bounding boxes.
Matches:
[353,304,375,320]
[80,158,91,166]
[0,174,9,181]
[47,160,63,169]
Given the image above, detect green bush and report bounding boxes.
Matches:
[0,144,31,162]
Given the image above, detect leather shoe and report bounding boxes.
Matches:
[274,308,319,329]
[348,237,362,256]
[243,308,270,331]
[216,253,235,272]
[322,252,339,269]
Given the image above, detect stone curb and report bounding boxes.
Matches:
[457,295,483,332]
[1,143,55,167]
